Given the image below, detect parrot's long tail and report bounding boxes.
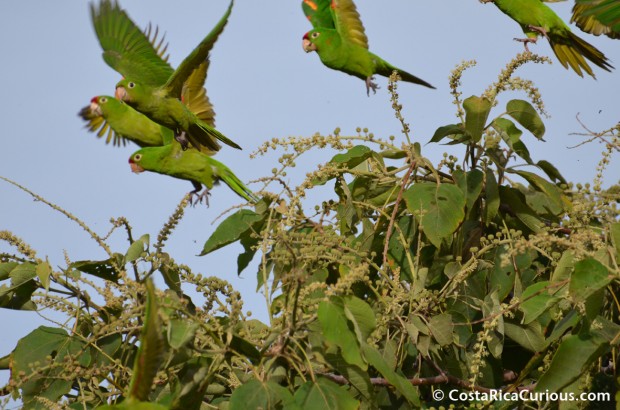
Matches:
[213,159,259,203]
[550,31,613,77]
[394,68,436,89]
[190,120,242,152]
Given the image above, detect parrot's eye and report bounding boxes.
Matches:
[311,32,320,39]
[134,154,142,161]
[128,82,136,88]
[100,97,107,103]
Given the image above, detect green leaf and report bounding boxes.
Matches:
[492,117,523,146]
[429,123,464,143]
[569,258,611,303]
[0,262,18,281]
[343,295,376,343]
[498,186,545,233]
[35,261,52,291]
[167,319,199,350]
[293,378,358,410]
[484,169,500,223]
[463,96,492,142]
[611,223,620,261]
[506,99,545,140]
[535,333,608,393]
[124,234,149,264]
[330,145,372,168]
[428,313,453,346]
[504,322,546,352]
[317,299,366,369]
[403,182,466,248]
[70,254,122,283]
[537,160,567,184]
[12,327,90,408]
[387,216,417,282]
[361,343,420,405]
[200,209,263,256]
[520,281,557,325]
[230,379,296,410]
[512,170,568,214]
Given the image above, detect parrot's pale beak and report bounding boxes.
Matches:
[302,38,316,53]
[89,102,102,115]
[129,159,144,173]
[115,86,127,101]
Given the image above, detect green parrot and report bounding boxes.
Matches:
[79,95,173,147]
[79,59,216,154]
[571,0,620,39]
[90,0,237,151]
[481,0,613,77]
[129,143,258,204]
[301,0,435,95]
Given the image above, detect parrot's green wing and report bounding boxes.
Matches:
[183,59,216,129]
[302,0,335,28]
[163,0,234,98]
[330,0,369,49]
[79,99,128,147]
[572,0,620,39]
[90,0,173,86]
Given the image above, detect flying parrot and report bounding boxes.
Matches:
[79,59,215,154]
[129,142,258,204]
[90,0,237,151]
[571,0,620,39]
[301,0,435,95]
[481,0,613,77]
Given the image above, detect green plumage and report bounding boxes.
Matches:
[301,0,434,95]
[129,144,258,203]
[486,0,613,77]
[572,0,620,39]
[90,0,237,152]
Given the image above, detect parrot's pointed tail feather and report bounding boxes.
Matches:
[219,166,258,203]
[190,120,242,152]
[550,31,613,78]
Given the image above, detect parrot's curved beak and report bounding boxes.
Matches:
[302,34,316,52]
[89,102,102,116]
[115,86,127,101]
[128,158,144,173]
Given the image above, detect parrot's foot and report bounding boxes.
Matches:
[365,76,379,96]
[527,25,550,41]
[513,36,537,53]
[189,188,211,207]
[175,130,190,151]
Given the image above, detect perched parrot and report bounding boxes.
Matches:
[129,143,258,204]
[301,0,435,95]
[571,0,620,39]
[90,0,237,151]
[481,0,613,77]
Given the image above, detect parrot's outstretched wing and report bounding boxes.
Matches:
[90,0,173,86]
[330,0,368,49]
[182,59,216,130]
[79,102,129,147]
[163,0,234,98]
[572,0,620,39]
[302,0,334,28]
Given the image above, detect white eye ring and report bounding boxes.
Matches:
[311,32,320,39]
[128,82,136,88]
[100,97,107,103]
[134,154,142,161]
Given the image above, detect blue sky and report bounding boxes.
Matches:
[1,0,618,390]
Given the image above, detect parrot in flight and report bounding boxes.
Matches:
[571,0,620,39]
[301,0,435,95]
[129,143,258,204]
[481,0,613,78]
[90,0,238,151]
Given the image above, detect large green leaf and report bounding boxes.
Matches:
[12,326,90,409]
[124,234,149,264]
[504,321,546,352]
[317,299,366,369]
[200,209,263,256]
[229,379,296,410]
[330,145,373,168]
[293,378,358,410]
[403,182,466,248]
[520,281,558,325]
[428,313,453,346]
[569,258,611,303]
[535,333,608,392]
[70,254,123,283]
[343,295,376,343]
[506,99,545,140]
[429,123,464,143]
[463,96,492,142]
[484,169,500,223]
[361,343,420,405]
